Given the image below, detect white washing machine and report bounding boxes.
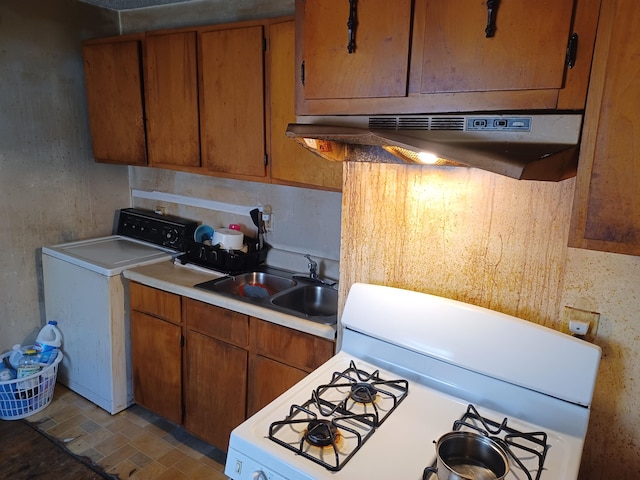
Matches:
[42,209,197,414]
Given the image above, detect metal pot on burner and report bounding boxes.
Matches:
[424,431,509,480]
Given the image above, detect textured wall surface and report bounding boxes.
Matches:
[340,161,640,479]
[0,1,130,348]
[129,168,342,280]
[119,0,294,33]
[562,248,640,479]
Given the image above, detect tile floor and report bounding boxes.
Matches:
[26,383,230,480]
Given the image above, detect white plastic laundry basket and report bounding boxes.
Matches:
[0,349,63,420]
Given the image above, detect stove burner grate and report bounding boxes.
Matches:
[314,360,409,426]
[268,400,377,471]
[423,404,549,480]
[268,360,409,472]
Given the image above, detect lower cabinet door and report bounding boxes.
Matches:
[184,329,248,450]
[247,354,307,417]
[130,311,182,424]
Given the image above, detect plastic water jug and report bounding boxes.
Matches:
[9,344,26,370]
[35,321,63,365]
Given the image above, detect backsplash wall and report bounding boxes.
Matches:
[340,161,640,479]
[129,168,342,280]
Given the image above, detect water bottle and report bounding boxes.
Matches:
[17,349,41,395]
[35,321,63,365]
[17,350,41,377]
[9,344,25,370]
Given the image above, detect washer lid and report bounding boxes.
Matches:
[42,235,173,276]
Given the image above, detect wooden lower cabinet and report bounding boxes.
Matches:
[129,283,183,425]
[248,317,335,416]
[129,283,335,451]
[184,329,248,450]
[248,354,307,417]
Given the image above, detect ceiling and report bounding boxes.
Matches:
[78,0,195,10]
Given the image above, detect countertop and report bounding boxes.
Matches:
[122,261,337,341]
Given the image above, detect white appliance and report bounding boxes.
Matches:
[225,283,601,480]
[42,208,196,414]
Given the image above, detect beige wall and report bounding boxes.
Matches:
[0,0,129,348]
[340,161,640,479]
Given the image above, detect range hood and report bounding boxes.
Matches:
[286,114,583,181]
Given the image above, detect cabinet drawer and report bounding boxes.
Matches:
[185,298,249,347]
[251,318,334,372]
[130,282,181,324]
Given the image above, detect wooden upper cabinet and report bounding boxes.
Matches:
[144,31,200,168]
[570,0,640,255]
[269,19,343,191]
[419,0,573,94]
[82,37,147,165]
[298,0,412,100]
[199,25,267,179]
[296,0,601,115]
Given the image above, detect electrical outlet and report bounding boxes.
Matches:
[262,204,273,232]
[561,306,600,342]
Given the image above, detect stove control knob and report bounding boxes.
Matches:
[252,471,268,480]
[163,227,180,246]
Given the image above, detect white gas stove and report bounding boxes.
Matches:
[225,283,601,480]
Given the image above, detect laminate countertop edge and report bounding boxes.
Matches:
[122,261,337,341]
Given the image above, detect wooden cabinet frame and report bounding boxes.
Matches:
[295,0,602,115]
[130,284,335,450]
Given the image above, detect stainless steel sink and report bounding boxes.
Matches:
[270,285,338,321]
[194,268,338,325]
[199,271,297,298]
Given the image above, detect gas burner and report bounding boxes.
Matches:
[423,405,550,480]
[314,361,409,426]
[349,382,378,404]
[269,399,377,472]
[305,419,339,447]
[267,360,408,472]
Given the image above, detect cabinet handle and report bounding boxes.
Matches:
[566,33,579,69]
[485,0,500,38]
[347,0,358,53]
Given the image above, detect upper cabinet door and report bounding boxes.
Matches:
[295,0,600,115]
[570,0,640,255]
[269,19,343,191]
[299,0,412,100]
[144,31,200,168]
[199,25,267,179]
[82,38,147,165]
[420,0,575,94]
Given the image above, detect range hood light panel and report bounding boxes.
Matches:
[417,151,438,164]
[287,114,583,181]
[383,145,468,167]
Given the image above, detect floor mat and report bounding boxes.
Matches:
[0,419,118,480]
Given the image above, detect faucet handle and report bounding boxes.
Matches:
[303,254,318,279]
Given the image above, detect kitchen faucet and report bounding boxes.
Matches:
[292,254,337,287]
[304,254,318,280]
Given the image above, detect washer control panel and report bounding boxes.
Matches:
[116,208,197,252]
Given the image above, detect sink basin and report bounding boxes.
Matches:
[270,285,338,320]
[194,268,338,325]
[199,272,297,298]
